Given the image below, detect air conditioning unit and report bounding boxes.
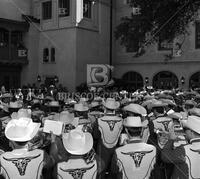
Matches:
[59,8,68,15]
[18,49,27,57]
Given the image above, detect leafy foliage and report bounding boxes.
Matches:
[115,0,200,53]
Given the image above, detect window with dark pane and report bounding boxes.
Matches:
[58,0,70,17]
[195,21,200,49]
[42,1,52,20]
[0,28,9,47]
[43,48,49,62]
[83,0,92,18]
[51,47,55,62]
[11,31,22,46]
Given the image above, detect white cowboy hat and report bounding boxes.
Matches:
[123,116,147,127]
[123,103,147,116]
[147,100,167,110]
[102,98,120,110]
[47,101,60,107]
[184,100,197,107]
[74,103,89,111]
[90,101,101,108]
[181,115,200,134]
[59,111,75,124]
[168,112,183,120]
[62,129,93,155]
[79,98,89,103]
[189,108,200,117]
[11,108,32,119]
[5,117,41,142]
[159,99,176,106]
[1,93,13,98]
[32,99,40,104]
[8,101,22,109]
[65,98,77,105]
[93,96,102,102]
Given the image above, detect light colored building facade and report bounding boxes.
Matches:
[1,0,200,91]
[31,0,110,91]
[0,0,111,91]
[113,0,200,90]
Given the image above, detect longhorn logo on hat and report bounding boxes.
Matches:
[101,119,122,131]
[60,164,95,179]
[3,154,41,176]
[121,150,153,168]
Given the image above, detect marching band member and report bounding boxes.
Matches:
[54,129,98,179]
[147,100,173,179]
[111,116,156,179]
[74,102,92,133]
[0,117,53,179]
[121,103,149,144]
[162,115,200,179]
[93,98,123,178]
[15,88,23,102]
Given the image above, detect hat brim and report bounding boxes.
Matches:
[168,113,183,120]
[44,96,54,101]
[123,105,147,116]
[5,120,40,142]
[181,118,200,134]
[151,103,168,108]
[123,120,148,128]
[46,104,60,107]
[103,102,120,110]
[62,132,93,155]
[74,107,89,112]
[8,105,22,109]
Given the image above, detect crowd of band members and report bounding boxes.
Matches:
[0,86,199,179]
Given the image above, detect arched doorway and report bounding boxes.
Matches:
[153,71,178,89]
[122,71,143,91]
[189,72,200,89]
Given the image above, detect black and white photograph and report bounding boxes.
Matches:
[0,0,199,178]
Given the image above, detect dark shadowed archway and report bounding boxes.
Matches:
[153,71,178,89]
[189,72,200,89]
[122,71,143,91]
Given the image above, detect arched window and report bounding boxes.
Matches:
[43,48,49,62]
[122,71,143,91]
[51,47,55,62]
[153,71,178,89]
[189,72,200,89]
